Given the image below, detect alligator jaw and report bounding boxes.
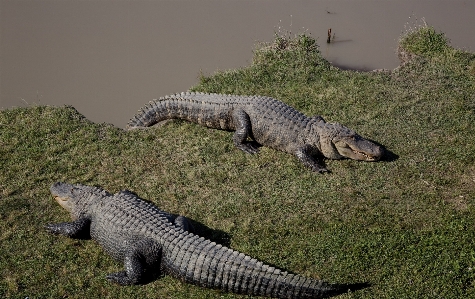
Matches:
[52,194,75,215]
[53,195,68,205]
[335,138,384,162]
[351,148,379,161]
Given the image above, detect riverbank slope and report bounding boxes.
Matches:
[1,25,474,298]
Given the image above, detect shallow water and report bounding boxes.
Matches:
[1,0,474,128]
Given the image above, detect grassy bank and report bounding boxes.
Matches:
[1,25,475,298]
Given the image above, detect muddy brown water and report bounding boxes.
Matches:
[1,0,474,128]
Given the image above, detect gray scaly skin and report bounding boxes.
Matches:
[127,92,384,173]
[45,182,365,298]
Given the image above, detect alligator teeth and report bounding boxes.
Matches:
[352,149,375,160]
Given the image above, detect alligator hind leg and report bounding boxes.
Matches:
[107,238,162,285]
[231,108,259,154]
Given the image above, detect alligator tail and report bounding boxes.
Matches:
[126,92,235,131]
[162,232,364,298]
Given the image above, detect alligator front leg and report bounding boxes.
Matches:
[107,238,162,285]
[44,218,91,239]
[295,145,329,173]
[231,108,259,154]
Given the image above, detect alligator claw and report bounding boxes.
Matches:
[44,224,60,234]
[43,218,91,238]
[309,164,329,173]
[107,271,135,286]
[237,143,260,155]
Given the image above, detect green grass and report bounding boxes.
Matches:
[1,25,475,298]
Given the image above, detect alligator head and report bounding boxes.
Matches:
[317,122,384,161]
[50,182,110,219]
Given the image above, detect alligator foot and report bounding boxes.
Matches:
[311,165,329,173]
[235,142,260,154]
[107,271,137,286]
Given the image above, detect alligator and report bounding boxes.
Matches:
[45,182,367,298]
[127,92,384,172]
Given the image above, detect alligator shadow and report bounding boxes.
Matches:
[372,140,398,162]
[180,217,232,247]
[382,148,399,162]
